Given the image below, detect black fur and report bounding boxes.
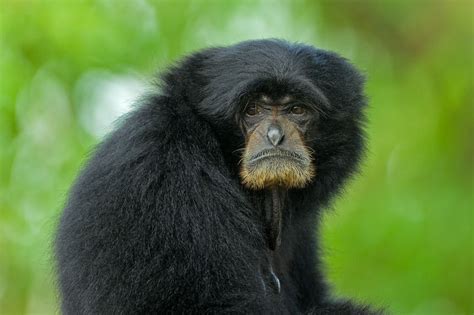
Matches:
[55,39,382,314]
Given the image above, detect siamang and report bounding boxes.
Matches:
[56,39,382,314]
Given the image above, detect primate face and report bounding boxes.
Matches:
[239,94,317,190]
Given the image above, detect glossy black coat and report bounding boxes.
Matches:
[55,39,381,314]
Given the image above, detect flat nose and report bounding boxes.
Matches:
[267,124,284,146]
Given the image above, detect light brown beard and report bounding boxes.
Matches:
[240,154,315,190]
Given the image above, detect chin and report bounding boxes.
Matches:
[240,155,315,190]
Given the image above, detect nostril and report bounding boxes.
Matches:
[267,125,284,146]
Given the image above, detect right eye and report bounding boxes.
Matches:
[289,105,306,115]
[245,104,260,116]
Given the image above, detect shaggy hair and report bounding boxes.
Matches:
[55,39,382,314]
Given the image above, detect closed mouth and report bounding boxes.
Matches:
[249,149,306,164]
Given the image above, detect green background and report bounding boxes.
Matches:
[0,1,472,314]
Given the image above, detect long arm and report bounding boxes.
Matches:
[55,97,279,314]
[283,193,383,315]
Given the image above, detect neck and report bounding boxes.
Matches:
[265,187,286,251]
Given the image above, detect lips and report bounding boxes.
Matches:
[249,148,306,164]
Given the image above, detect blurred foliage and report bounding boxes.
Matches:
[0,0,472,314]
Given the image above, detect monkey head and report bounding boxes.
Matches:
[239,95,317,190]
[172,40,366,203]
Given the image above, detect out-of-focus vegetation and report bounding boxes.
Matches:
[0,1,472,314]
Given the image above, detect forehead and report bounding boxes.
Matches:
[257,94,293,105]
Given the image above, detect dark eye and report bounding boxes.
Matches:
[245,104,260,116]
[290,105,306,115]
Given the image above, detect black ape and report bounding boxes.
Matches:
[56,39,381,314]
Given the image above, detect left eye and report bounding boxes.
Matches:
[290,105,306,115]
[245,104,260,116]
